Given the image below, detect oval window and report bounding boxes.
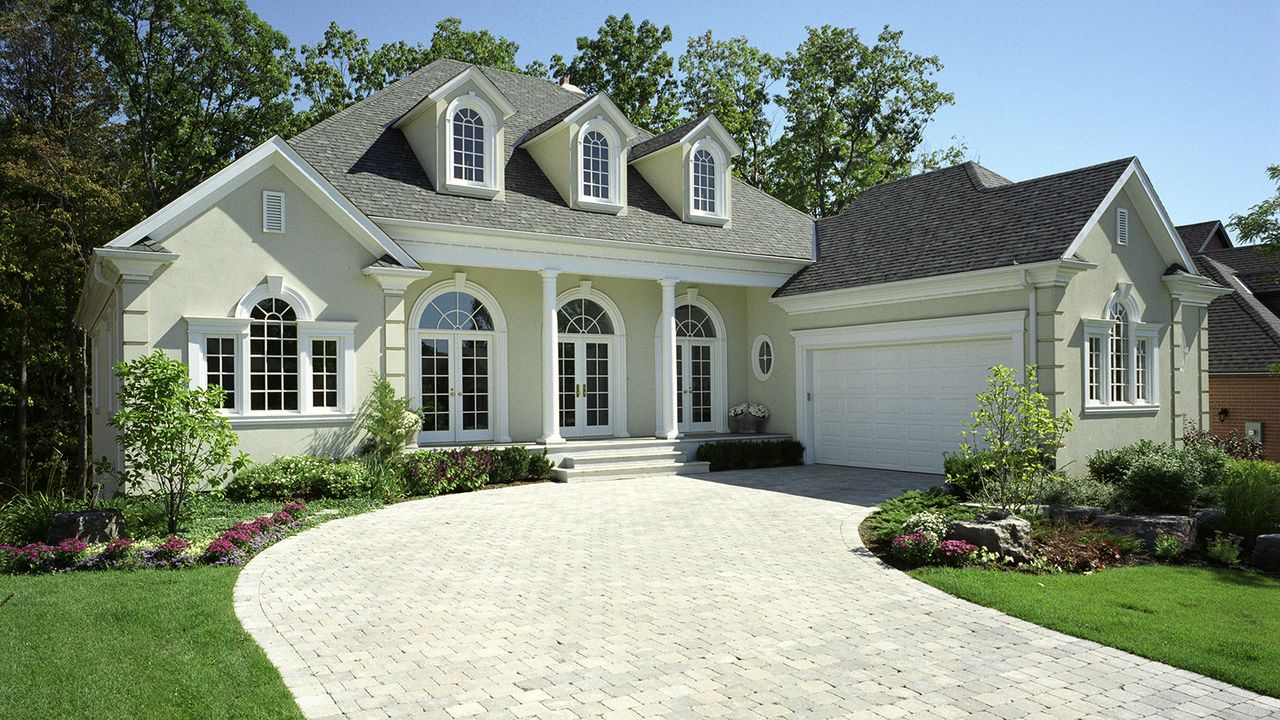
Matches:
[752,335,774,381]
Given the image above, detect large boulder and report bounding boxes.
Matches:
[947,511,1033,563]
[1094,514,1194,549]
[1252,534,1280,571]
[1193,508,1226,544]
[47,509,124,544]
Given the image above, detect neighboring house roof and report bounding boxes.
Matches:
[1194,245,1280,374]
[775,158,1134,297]
[288,59,814,260]
[1178,220,1233,253]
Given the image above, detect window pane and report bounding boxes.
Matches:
[692,149,716,214]
[581,130,610,200]
[557,298,615,335]
[311,339,339,408]
[1135,339,1148,402]
[1087,336,1102,402]
[452,107,485,183]
[420,291,494,331]
[206,337,236,409]
[250,299,299,412]
[676,304,715,338]
[1109,306,1129,403]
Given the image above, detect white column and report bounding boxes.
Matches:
[658,278,678,440]
[539,269,564,444]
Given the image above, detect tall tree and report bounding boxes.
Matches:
[1229,164,1280,252]
[85,0,294,211]
[550,14,678,132]
[767,25,955,217]
[291,18,528,130]
[676,31,779,185]
[0,0,139,493]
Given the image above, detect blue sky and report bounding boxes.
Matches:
[253,0,1279,234]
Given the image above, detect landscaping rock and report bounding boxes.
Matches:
[947,512,1033,563]
[1193,508,1225,543]
[1045,506,1104,524]
[1094,513,1194,549]
[1252,534,1280,571]
[47,509,124,544]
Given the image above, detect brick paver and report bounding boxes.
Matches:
[235,466,1279,719]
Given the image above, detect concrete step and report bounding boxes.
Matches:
[560,448,685,468]
[553,459,711,483]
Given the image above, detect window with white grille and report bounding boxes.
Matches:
[581,131,610,200]
[1084,298,1158,409]
[206,337,237,409]
[311,339,339,409]
[692,149,717,214]
[452,107,485,183]
[262,191,285,233]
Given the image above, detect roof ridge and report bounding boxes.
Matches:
[1202,255,1280,346]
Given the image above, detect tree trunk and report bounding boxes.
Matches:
[18,279,30,491]
[77,329,90,499]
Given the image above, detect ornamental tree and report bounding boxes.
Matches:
[957,365,1074,513]
[109,351,245,533]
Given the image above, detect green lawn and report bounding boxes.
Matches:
[0,567,302,720]
[911,565,1280,698]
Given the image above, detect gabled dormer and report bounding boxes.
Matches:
[630,115,741,227]
[392,65,517,200]
[520,94,640,215]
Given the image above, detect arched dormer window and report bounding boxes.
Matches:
[451,107,485,183]
[442,95,500,197]
[1083,290,1159,410]
[688,139,728,224]
[691,148,717,214]
[575,119,623,213]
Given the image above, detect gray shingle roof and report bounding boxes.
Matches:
[629,115,708,160]
[774,158,1134,297]
[289,59,813,260]
[1177,221,1223,252]
[1195,246,1280,374]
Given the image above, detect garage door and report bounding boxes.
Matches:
[811,338,1017,473]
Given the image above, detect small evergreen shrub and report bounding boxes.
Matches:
[490,446,553,484]
[358,375,419,461]
[1220,460,1280,548]
[1035,472,1116,508]
[867,488,976,544]
[694,440,804,471]
[316,460,374,499]
[942,450,994,501]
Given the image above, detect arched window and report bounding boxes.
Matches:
[452,107,485,183]
[581,131,610,200]
[419,291,494,332]
[676,304,716,338]
[558,298,615,335]
[1084,293,1157,408]
[1108,304,1129,403]
[692,148,717,214]
[250,298,298,411]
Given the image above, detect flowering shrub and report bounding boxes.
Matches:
[728,402,769,419]
[282,500,306,515]
[272,510,294,525]
[49,538,89,570]
[900,511,951,543]
[937,539,978,566]
[138,536,195,569]
[0,542,50,573]
[404,448,496,496]
[220,527,254,548]
[79,538,136,570]
[891,531,937,566]
[201,538,244,566]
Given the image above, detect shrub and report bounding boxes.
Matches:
[1087,440,1159,487]
[1220,460,1280,548]
[139,536,195,569]
[867,488,975,544]
[110,351,246,534]
[1036,472,1116,508]
[890,531,937,566]
[694,440,804,471]
[1183,423,1263,460]
[403,448,495,497]
[316,459,374,499]
[0,491,79,545]
[225,455,330,501]
[359,374,419,461]
[900,511,951,543]
[943,450,995,501]
[1206,532,1242,566]
[1153,532,1184,559]
[491,446,553,484]
[956,365,1075,512]
[1120,446,1206,514]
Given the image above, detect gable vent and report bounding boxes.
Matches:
[1116,207,1128,246]
[262,191,286,233]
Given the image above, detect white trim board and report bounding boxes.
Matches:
[105,137,417,268]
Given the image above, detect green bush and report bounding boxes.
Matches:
[403,448,494,497]
[867,488,976,544]
[490,446,553,484]
[358,374,419,461]
[316,460,375,499]
[1220,460,1280,547]
[1086,440,1228,513]
[1087,440,1159,487]
[225,455,331,501]
[1036,472,1116,508]
[694,440,804,471]
[0,492,80,545]
[900,511,951,542]
[943,450,995,501]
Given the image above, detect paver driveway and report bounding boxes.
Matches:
[236,467,1278,719]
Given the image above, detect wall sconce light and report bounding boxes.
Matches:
[1217,407,1230,423]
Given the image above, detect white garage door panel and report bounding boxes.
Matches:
[811,338,1016,474]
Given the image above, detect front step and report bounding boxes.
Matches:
[551,441,710,483]
[560,448,685,468]
[553,459,711,483]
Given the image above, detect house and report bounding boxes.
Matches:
[1188,222,1280,459]
[75,59,1229,488]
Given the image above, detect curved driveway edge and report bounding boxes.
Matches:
[235,467,1278,719]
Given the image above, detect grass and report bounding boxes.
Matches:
[0,567,302,720]
[911,565,1280,698]
[123,495,386,545]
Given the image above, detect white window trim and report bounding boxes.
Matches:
[556,283,629,438]
[443,94,500,198]
[752,334,774,381]
[574,118,624,214]
[653,291,729,434]
[1082,314,1160,414]
[687,139,728,226]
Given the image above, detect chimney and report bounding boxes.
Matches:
[558,76,585,96]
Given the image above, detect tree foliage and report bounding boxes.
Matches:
[109,351,244,533]
[1228,164,1280,252]
[676,31,779,184]
[766,25,957,217]
[550,14,678,132]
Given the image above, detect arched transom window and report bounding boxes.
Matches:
[452,107,485,183]
[419,291,494,332]
[250,298,298,411]
[676,304,716,338]
[581,130,610,200]
[692,148,717,214]
[558,298,614,335]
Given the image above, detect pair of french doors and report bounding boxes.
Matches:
[418,334,492,443]
[558,338,613,437]
[677,339,715,433]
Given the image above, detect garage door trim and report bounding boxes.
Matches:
[791,311,1027,466]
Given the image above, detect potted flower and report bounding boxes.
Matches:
[729,402,770,433]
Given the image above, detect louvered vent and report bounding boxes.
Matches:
[1116,207,1128,246]
[262,191,286,233]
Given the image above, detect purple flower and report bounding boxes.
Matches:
[220,527,254,547]
[0,542,51,573]
[54,538,89,554]
[939,540,978,557]
[282,500,306,515]
[103,538,134,558]
[892,531,931,549]
[272,510,295,525]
